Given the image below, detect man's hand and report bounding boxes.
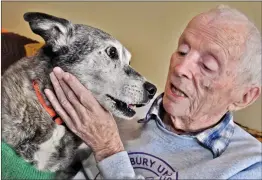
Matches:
[44,67,124,162]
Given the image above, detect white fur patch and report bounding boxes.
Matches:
[55,37,67,47]
[38,22,67,34]
[33,125,65,171]
[38,22,69,48]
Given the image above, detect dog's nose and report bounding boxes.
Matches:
[144,81,157,99]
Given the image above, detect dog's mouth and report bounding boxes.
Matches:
[106,95,145,117]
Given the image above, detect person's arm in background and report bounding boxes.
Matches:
[44,67,142,179]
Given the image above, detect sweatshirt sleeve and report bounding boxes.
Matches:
[97,151,145,179]
[229,162,262,179]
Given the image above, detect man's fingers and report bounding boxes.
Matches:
[44,89,74,128]
[58,79,89,124]
[52,67,64,80]
[50,72,82,127]
[53,67,99,109]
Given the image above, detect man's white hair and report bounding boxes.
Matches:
[212,5,261,87]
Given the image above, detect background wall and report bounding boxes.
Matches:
[2,2,261,130]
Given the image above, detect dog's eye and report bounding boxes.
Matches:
[106,46,119,59]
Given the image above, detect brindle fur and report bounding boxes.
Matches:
[1,12,156,179]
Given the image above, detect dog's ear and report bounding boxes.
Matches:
[24,12,74,53]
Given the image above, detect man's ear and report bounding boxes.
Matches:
[24,12,74,53]
[228,86,261,111]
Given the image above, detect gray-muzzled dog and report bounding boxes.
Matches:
[1,12,157,178]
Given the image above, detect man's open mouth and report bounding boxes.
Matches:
[106,95,145,117]
[170,84,188,97]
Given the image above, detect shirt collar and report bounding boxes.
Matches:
[138,93,235,158]
[137,93,164,124]
[196,112,234,158]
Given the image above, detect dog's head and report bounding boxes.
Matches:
[24,12,157,119]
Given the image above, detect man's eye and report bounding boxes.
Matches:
[202,55,219,72]
[177,44,190,56]
[202,63,211,71]
[178,51,187,56]
[106,46,119,59]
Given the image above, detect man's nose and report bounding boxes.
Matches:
[174,53,198,79]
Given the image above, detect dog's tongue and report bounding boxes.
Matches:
[128,104,134,109]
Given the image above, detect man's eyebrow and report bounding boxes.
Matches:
[178,32,196,47]
[180,32,226,70]
[178,33,188,44]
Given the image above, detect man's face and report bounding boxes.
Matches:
[163,14,247,128]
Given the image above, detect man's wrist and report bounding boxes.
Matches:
[94,142,125,162]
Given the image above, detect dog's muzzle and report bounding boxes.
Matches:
[144,81,157,99]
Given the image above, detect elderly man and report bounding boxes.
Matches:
[45,5,261,179]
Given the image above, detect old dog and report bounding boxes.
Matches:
[1,12,157,178]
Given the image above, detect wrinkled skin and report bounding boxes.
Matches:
[46,8,261,164]
[163,12,260,133]
[45,68,124,162]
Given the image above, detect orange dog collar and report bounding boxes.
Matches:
[32,80,63,125]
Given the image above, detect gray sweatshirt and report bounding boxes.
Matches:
[73,94,262,179]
